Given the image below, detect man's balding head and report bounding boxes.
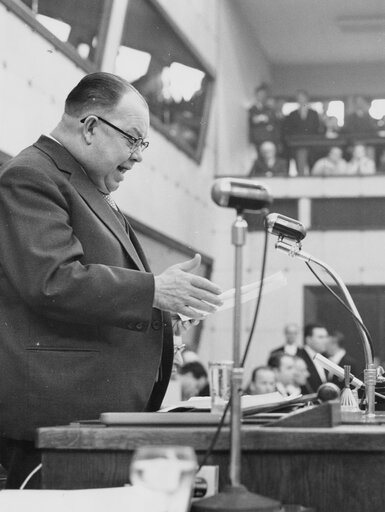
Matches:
[65,72,148,118]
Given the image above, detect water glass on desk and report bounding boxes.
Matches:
[130,445,197,512]
[209,361,233,414]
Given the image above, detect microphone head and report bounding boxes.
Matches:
[211,178,272,212]
[265,213,306,241]
[317,382,340,402]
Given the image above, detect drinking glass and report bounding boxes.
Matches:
[130,445,197,512]
[209,360,233,414]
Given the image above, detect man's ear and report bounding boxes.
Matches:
[81,116,98,145]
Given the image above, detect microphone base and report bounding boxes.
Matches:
[190,484,281,512]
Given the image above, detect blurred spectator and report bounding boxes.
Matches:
[293,356,312,395]
[269,323,301,358]
[267,352,298,396]
[346,143,376,175]
[342,95,377,134]
[284,90,321,136]
[284,90,322,175]
[182,349,201,364]
[246,366,276,395]
[249,141,288,177]
[311,146,348,176]
[377,149,385,173]
[297,323,329,393]
[248,83,279,149]
[324,116,341,139]
[325,330,358,389]
[178,362,208,400]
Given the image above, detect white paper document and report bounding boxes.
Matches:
[179,271,287,321]
[0,486,169,512]
[161,391,300,413]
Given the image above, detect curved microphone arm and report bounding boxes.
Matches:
[275,239,374,368]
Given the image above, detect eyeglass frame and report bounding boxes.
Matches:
[80,115,149,152]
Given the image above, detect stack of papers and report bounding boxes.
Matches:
[161,392,301,415]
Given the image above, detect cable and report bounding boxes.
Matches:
[198,399,231,470]
[198,220,269,470]
[20,463,42,490]
[305,261,374,354]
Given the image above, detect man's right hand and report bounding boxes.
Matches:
[153,254,223,319]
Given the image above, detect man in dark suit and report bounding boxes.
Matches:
[248,83,279,150]
[296,323,329,394]
[283,90,322,175]
[0,72,222,488]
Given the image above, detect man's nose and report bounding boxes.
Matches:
[130,146,144,163]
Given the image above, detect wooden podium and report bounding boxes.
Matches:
[36,405,385,512]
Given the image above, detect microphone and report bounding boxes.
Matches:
[211,178,272,212]
[313,353,364,388]
[265,213,306,242]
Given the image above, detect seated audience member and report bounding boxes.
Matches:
[178,362,208,401]
[324,115,341,139]
[293,356,312,395]
[248,83,279,149]
[342,95,377,134]
[246,366,276,395]
[267,352,297,396]
[325,330,359,388]
[346,143,376,175]
[311,146,348,176]
[297,323,329,393]
[249,141,288,177]
[269,323,301,358]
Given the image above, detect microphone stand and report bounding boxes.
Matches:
[275,239,376,417]
[192,212,281,511]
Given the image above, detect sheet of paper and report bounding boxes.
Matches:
[179,271,287,321]
[0,486,169,512]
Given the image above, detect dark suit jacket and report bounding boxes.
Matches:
[284,108,321,137]
[249,158,288,177]
[0,136,173,440]
[296,348,324,394]
[268,344,299,359]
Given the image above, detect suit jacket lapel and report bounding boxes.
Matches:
[34,136,146,272]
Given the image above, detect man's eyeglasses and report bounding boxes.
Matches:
[80,115,149,153]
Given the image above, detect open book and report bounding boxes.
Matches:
[179,271,287,321]
[160,391,302,416]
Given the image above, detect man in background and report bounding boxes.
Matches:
[248,83,279,150]
[284,90,322,174]
[0,72,222,487]
[269,323,301,358]
[178,362,209,400]
[249,141,288,177]
[293,356,312,395]
[311,146,348,176]
[246,366,277,395]
[297,323,329,393]
[267,353,298,396]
